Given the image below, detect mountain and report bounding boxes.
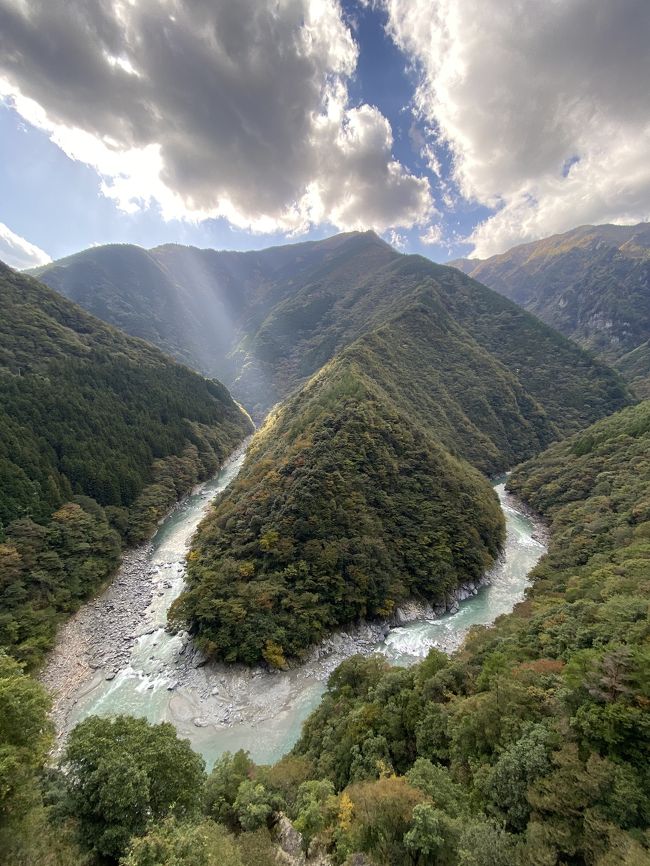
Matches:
[170,248,630,666]
[171,345,506,665]
[287,399,650,864]
[31,232,632,662]
[450,223,650,396]
[33,231,630,433]
[0,261,252,666]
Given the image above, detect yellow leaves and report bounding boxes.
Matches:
[259,529,280,552]
[375,598,395,617]
[337,791,354,832]
[262,640,287,670]
[51,503,84,522]
[238,561,255,578]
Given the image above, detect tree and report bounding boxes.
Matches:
[0,652,51,828]
[403,803,460,866]
[233,780,282,831]
[475,724,553,831]
[121,818,242,866]
[64,716,205,861]
[204,750,254,828]
[294,779,336,845]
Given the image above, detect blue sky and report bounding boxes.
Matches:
[0,0,648,268]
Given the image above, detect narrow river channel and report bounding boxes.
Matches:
[41,450,546,769]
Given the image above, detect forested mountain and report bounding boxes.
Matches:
[10,401,647,866]
[0,262,252,667]
[37,230,627,665]
[33,231,630,427]
[279,398,650,864]
[451,222,650,396]
[171,347,506,665]
[171,267,628,665]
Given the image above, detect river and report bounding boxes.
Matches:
[41,450,546,769]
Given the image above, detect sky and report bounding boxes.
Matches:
[0,0,649,269]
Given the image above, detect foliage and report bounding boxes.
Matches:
[0,652,51,837]
[453,222,650,396]
[173,357,505,664]
[63,716,206,861]
[204,750,255,829]
[120,818,243,866]
[0,262,252,666]
[284,400,650,864]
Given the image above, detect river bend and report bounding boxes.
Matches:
[41,450,546,767]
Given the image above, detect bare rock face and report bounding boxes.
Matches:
[274,814,306,865]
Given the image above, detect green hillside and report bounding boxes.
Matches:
[28,232,633,664]
[0,262,252,666]
[451,222,650,395]
[34,232,631,431]
[172,349,505,666]
[281,399,650,865]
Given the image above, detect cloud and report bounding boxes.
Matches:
[0,222,51,269]
[419,224,442,246]
[384,0,650,255]
[0,0,433,234]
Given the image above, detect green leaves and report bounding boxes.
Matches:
[64,716,206,861]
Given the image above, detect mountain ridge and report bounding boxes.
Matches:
[32,231,631,431]
[0,260,252,666]
[450,222,650,396]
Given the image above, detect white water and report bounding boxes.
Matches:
[50,463,545,769]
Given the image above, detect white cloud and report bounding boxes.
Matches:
[384,0,650,255]
[0,0,433,234]
[386,229,407,249]
[419,224,442,246]
[0,222,51,269]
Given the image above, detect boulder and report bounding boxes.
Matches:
[274,814,306,866]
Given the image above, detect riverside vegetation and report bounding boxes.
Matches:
[2,399,648,865]
[0,263,252,668]
[170,240,629,666]
[0,231,645,866]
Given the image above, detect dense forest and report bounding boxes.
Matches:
[3,399,648,866]
[171,245,630,665]
[34,231,631,425]
[451,222,650,397]
[0,263,252,667]
[172,349,505,666]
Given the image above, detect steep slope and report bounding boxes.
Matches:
[34,232,630,437]
[616,339,650,398]
[170,274,625,664]
[171,349,506,666]
[450,223,650,393]
[286,400,650,866]
[0,262,252,666]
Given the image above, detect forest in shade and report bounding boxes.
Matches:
[0,263,252,667]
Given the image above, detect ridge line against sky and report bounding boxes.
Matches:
[0,0,649,269]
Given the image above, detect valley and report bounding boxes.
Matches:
[2,229,648,866]
[42,450,545,769]
[2,5,648,862]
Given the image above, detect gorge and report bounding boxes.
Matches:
[41,452,546,768]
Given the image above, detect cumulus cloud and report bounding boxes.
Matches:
[0,0,433,234]
[384,0,650,255]
[0,222,51,269]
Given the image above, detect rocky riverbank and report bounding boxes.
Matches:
[39,469,546,765]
